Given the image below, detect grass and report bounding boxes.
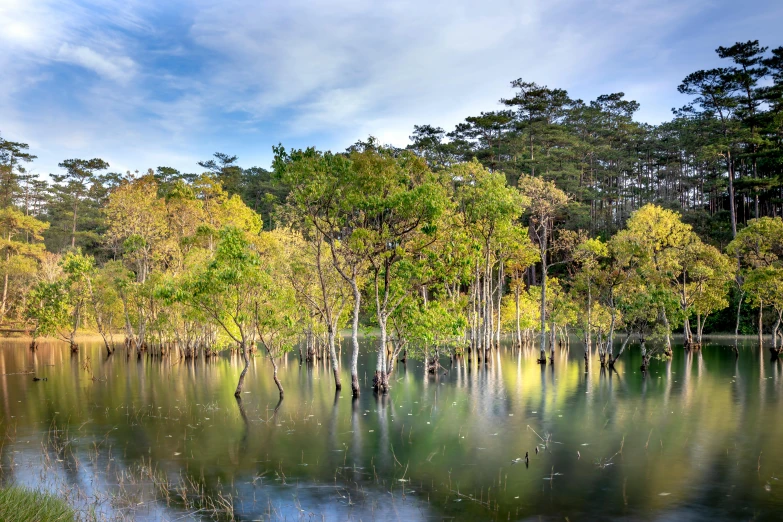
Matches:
[0,486,75,522]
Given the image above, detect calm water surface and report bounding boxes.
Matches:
[1,338,782,521]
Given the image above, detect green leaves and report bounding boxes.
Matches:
[25,280,69,339]
[728,217,783,314]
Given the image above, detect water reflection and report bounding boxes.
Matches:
[1,338,783,520]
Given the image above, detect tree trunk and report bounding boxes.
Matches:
[609,333,632,368]
[734,291,744,338]
[640,340,649,372]
[71,200,78,249]
[328,325,341,391]
[1,268,8,319]
[495,260,503,348]
[234,341,250,397]
[539,247,547,364]
[515,282,521,348]
[585,282,593,360]
[69,304,80,352]
[350,280,361,397]
[374,315,388,392]
[661,308,672,356]
[271,355,284,399]
[727,151,737,239]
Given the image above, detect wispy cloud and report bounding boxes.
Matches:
[56,43,136,82]
[0,0,781,174]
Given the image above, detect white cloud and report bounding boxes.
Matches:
[185,0,705,148]
[0,0,781,175]
[56,43,136,82]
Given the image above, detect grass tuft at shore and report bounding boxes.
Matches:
[0,486,75,521]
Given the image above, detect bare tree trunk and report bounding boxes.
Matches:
[495,260,503,348]
[350,281,361,397]
[374,314,388,392]
[661,308,672,356]
[734,289,744,339]
[71,200,78,249]
[234,341,249,397]
[328,325,341,391]
[727,151,737,239]
[270,355,284,398]
[539,249,547,363]
[515,283,521,348]
[1,269,8,319]
[609,333,632,368]
[585,282,592,360]
[484,249,491,357]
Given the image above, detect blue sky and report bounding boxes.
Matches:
[1,0,782,176]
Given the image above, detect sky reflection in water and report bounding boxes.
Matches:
[0,338,782,520]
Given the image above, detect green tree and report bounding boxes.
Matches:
[727,217,783,347]
[60,251,94,351]
[25,279,68,350]
[351,142,448,392]
[453,160,525,356]
[0,134,36,208]
[610,204,695,357]
[518,174,570,363]
[186,227,261,396]
[0,208,49,318]
[50,158,109,251]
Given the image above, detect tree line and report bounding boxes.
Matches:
[0,40,782,398]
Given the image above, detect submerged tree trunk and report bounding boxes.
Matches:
[515,283,522,348]
[374,314,389,392]
[640,340,650,372]
[327,325,341,391]
[734,290,744,339]
[234,341,250,397]
[538,250,547,364]
[608,333,632,368]
[270,354,284,398]
[69,303,81,353]
[495,260,503,348]
[350,281,361,397]
[661,308,672,356]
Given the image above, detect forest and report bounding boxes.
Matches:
[1,40,782,399]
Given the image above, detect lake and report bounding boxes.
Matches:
[0,337,781,521]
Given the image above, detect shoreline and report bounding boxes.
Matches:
[0,331,773,344]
